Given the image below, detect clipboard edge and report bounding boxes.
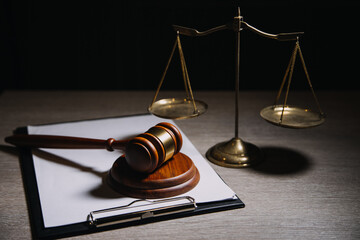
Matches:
[13,117,245,239]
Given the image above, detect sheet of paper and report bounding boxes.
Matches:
[28,114,236,228]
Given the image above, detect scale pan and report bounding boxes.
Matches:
[148,98,207,119]
[260,105,325,128]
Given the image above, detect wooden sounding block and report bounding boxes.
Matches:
[107,153,200,199]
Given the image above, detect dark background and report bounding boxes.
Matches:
[2,0,359,92]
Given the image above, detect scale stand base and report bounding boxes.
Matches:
[206,138,262,168]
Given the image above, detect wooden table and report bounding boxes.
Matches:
[0,90,359,239]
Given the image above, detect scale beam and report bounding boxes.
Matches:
[173,21,303,41]
[241,22,303,41]
[173,24,230,37]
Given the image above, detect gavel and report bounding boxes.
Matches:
[5,122,182,173]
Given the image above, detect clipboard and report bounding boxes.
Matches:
[14,114,245,239]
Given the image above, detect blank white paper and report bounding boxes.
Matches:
[28,114,237,228]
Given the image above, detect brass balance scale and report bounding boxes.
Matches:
[148,8,326,168]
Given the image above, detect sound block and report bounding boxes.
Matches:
[107,153,200,199]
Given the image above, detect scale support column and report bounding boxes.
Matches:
[206,8,263,168]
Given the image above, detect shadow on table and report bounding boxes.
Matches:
[0,144,19,156]
[250,147,311,175]
[32,149,126,199]
[0,144,125,199]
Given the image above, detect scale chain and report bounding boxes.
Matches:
[151,38,178,106]
[296,41,324,116]
[177,34,198,113]
[280,41,298,122]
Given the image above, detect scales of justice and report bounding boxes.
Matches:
[148,8,326,168]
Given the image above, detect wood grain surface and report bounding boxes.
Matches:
[0,90,359,239]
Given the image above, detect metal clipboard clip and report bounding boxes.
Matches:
[88,196,197,227]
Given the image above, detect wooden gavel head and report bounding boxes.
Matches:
[125,122,183,173]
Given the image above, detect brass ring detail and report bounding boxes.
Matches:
[147,126,175,162]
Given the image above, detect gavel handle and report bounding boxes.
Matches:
[4,135,128,151]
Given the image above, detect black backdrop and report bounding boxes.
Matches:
[2,0,360,91]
